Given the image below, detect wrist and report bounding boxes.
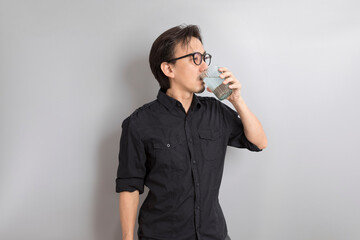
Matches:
[229,95,245,107]
[122,236,133,240]
[122,233,134,240]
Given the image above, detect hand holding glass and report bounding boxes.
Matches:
[201,65,232,101]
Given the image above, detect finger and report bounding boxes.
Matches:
[218,67,229,73]
[224,79,242,89]
[220,71,232,79]
[207,87,212,92]
[229,83,242,89]
[222,77,237,85]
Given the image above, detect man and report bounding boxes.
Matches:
[116,24,267,240]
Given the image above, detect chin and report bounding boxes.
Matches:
[195,85,206,94]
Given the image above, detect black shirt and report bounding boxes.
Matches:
[116,88,262,240]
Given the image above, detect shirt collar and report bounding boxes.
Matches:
[157,88,202,111]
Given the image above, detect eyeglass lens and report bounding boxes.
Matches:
[193,53,211,65]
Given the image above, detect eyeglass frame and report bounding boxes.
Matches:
[166,51,212,66]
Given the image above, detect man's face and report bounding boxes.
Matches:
[169,37,208,94]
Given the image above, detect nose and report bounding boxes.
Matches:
[199,60,208,72]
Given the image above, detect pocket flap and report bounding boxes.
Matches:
[152,135,186,149]
[153,142,167,149]
[198,129,221,140]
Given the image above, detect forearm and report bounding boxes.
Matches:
[119,190,140,240]
[230,96,267,149]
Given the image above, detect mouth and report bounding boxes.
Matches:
[199,71,207,81]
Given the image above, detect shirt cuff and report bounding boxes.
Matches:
[116,177,145,194]
[242,134,263,152]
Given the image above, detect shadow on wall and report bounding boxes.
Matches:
[93,56,158,240]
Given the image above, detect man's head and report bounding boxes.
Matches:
[149,24,210,93]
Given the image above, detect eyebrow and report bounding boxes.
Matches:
[190,49,206,54]
[188,50,206,55]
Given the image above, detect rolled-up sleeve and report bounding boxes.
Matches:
[220,102,262,152]
[116,116,147,194]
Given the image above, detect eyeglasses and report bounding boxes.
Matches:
[166,52,212,66]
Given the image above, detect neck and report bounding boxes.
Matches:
[166,88,193,113]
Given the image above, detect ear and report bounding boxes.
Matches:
[160,62,175,78]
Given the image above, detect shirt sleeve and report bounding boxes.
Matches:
[115,116,147,194]
[220,101,263,152]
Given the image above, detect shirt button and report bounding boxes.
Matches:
[192,160,196,164]
[166,143,170,147]
[189,138,193,142]
[196,183,199,187]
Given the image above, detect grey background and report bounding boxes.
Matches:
[1,0,359,239]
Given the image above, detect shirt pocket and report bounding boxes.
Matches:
[152,135,188,172]
[198,129,223,162]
